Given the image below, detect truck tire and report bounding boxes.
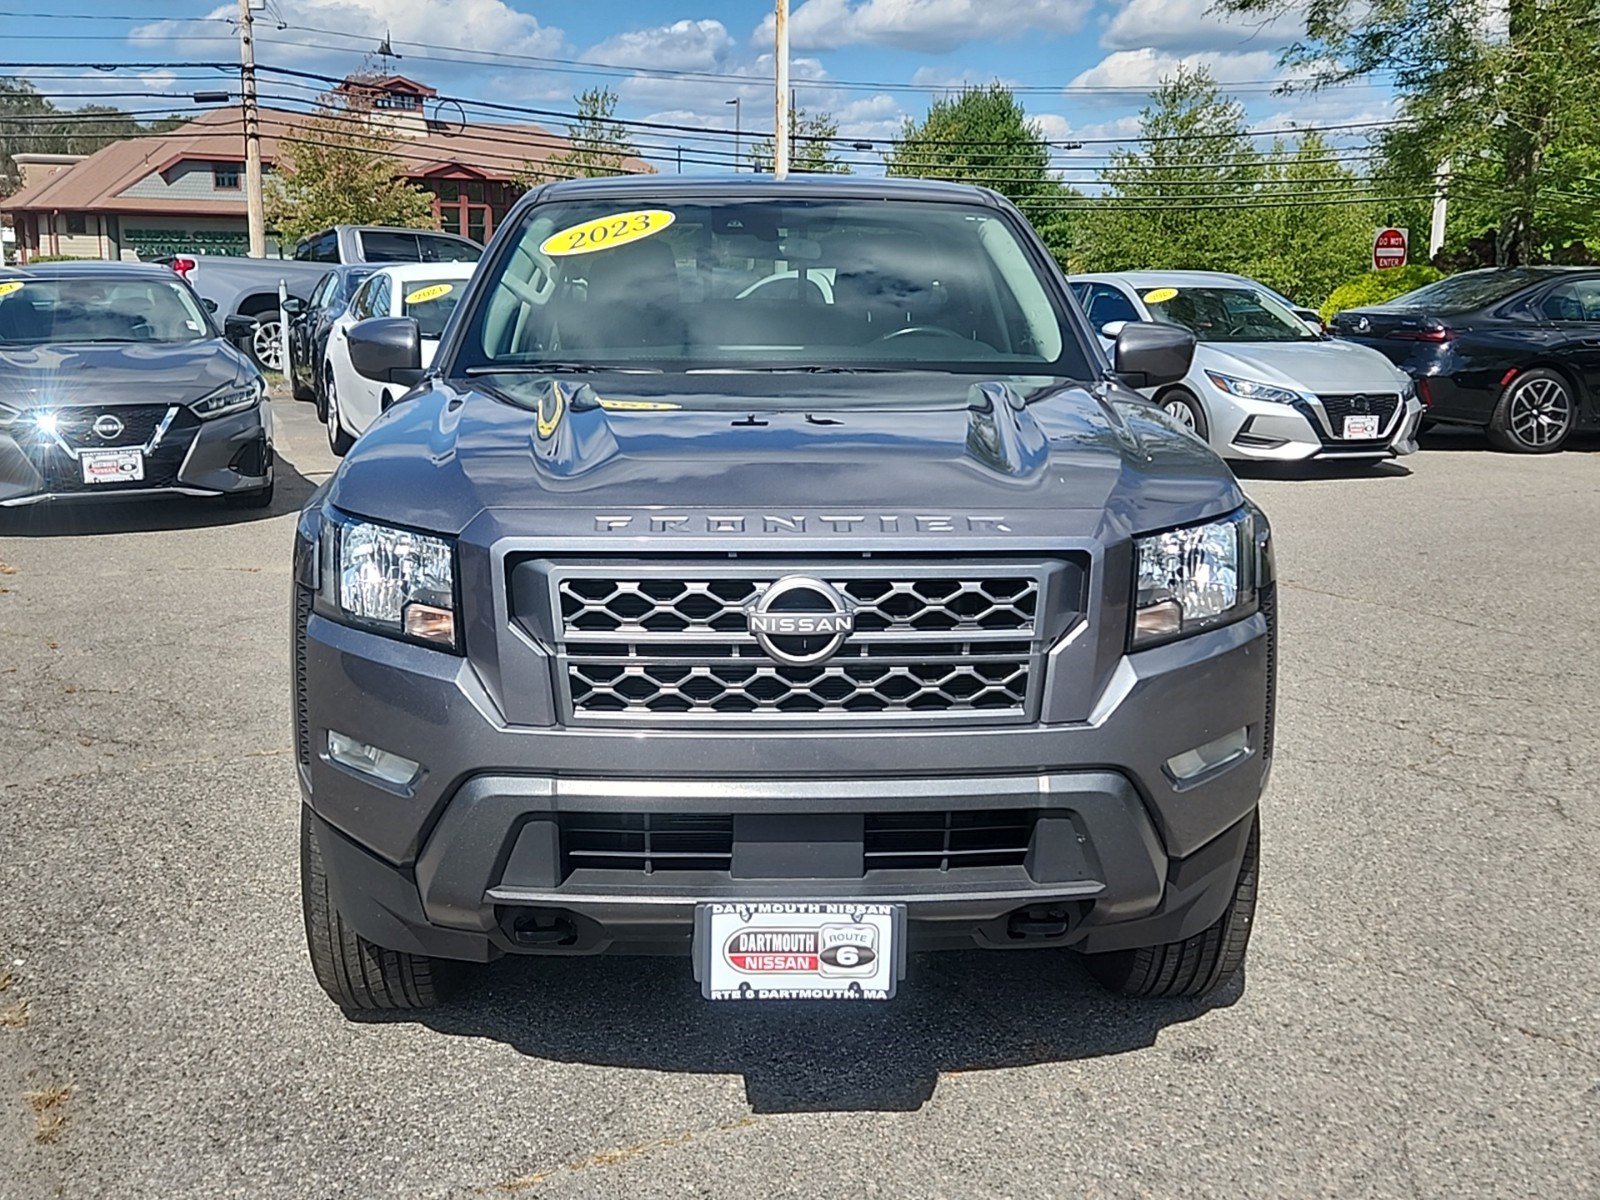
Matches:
[301,810,449,1011]
[1083,817,1258,999]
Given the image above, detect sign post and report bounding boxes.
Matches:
[1373,227,1408,270]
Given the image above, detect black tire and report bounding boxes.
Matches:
[315,363,330,423]
[1083,817,1259,999]
[1487,368,1575,454]
[325,372,355,457]
[1157,388,1210,440]
[290,357,315,402]
[224,479,274,510]
[301,810,448,1011]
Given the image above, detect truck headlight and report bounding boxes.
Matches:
[1205,371,1301,405]
[1132,509,1256,647]
[317,510,458,649]
[191,378,264,420]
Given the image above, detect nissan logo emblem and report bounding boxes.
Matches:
[745,576,855,667]
[92,414,125,440]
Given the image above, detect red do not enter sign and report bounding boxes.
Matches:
[1373,227,1408,270]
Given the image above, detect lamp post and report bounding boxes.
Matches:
[725,97,741,172]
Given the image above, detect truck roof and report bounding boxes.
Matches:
[529,173,1007,207]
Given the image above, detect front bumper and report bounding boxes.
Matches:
[1206,387,1424,461]
[296,578,1277,962]
[0,401,273,507]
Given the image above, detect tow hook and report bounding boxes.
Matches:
[1007,906,1072,940]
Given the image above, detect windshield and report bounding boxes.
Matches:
[457,199,1087,377]
[1380,270,1540,313]
[1143,285,1316,344]
[0,277,212,346]
[401,278,466,339]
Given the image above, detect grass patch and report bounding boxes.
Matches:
[27,1086,70,1145]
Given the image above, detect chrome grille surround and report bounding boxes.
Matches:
[528,559,1078,727]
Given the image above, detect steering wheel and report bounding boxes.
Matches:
[873,325,968,343]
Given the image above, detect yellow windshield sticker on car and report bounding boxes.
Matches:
[1142,287,1179,304]
[539,210,675,257]
[404,283,454,305]
[0,281,25,298]
[596,398,682,411]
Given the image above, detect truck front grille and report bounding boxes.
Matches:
[523,559,1076,726]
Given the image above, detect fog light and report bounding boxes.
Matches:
[327,730,421,787]
[1166,727,1250,782]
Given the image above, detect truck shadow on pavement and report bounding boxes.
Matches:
[0,453,319,537]
[374,949,1243,1114]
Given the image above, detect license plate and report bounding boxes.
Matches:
[695,902,904,1000]
[80,447,144,484]
[1342,414,1381,439]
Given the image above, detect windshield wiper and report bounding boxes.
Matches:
[696,365,895,374]
[464,362,658,376]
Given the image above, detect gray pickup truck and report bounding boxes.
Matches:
[156,254,328,372]
[294,176,1275,1012]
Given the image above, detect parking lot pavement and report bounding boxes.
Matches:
[1,396,1596,1199]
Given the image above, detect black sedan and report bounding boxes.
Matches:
[1330,267,1600,452]
[0,263,273,508]
[283,264,372,416]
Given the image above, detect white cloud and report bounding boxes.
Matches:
[586,19,735,71]
[757,0,1093,54]
[908,66,1018,90]
[1099,0,1301,54]
[1067,47,1289,90]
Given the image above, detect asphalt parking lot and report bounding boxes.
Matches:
[1,393,1596,1199]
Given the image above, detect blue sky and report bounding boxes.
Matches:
[12,0,1397,174]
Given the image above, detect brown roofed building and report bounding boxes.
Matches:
[0,75,640,262]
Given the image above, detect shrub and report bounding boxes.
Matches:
[1320,265,1444,321]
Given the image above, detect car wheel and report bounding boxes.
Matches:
[290,350,315,402]
[325,372,355,457]
[1158,389,1210,440]
[1488,368,1574,453]
[224,479,275,510]
[250,317,284,373]
[1082,817,1258,999]
[301,810,450,1011]
[315,363,330,423]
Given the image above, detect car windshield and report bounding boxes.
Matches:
[401,278,466,339]
[457,198,1088,378]
[0,277,211,346]
[1380,270,1542,313]
[1142,285,1316,344]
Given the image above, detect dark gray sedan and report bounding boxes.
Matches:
[0,263,273,508]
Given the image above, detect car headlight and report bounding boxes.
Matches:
[1132,509,1257,648]
[316,510,458,649]
[1205,371,1301,405]
[191,377,264,420]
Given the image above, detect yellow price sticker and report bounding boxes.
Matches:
[596,398,682,412]
[539,209,675,257]
[0,281,25,298]
[1142,287,1179,304]
[403,283,454,305]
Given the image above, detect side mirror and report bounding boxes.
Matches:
[348,317,424,385]
[1113,322,1195,390]
[1099,320,1127,339]
[223,313,258,348]
[1293,307,1326,334]
[280,296,304,316]
[201,297,219,314]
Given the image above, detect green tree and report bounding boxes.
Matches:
[885,85,1076,253]
[1214,0,1600,264]
[539,87,647,181]
[748,107,850,174]
[1,78,153,197]
[264,91,436,245]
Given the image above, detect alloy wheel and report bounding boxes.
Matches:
[252,319,284,372]
[1507,376,1573,449]
[326,376,340,450]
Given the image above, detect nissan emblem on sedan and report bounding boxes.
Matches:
[745,576,856,666]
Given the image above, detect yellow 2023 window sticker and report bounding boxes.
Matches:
[1142,287,1179,304]
[0,281,26,298]
[539,210,675,257]
[404,283,454,305]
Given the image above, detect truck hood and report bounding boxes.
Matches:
[0,339,252,406]
[1196,339,1411,394]
[325,371,1245,541]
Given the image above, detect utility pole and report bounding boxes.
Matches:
[237,0,266,258]
[1428,158,1450,261]
[725,97,741,172]
[773,0,790,180]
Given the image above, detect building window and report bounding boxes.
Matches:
[214,163,241,190]
[66,214,87,235]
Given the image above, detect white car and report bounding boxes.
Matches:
[1070,270,1423,462]
[323,261,476,455]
